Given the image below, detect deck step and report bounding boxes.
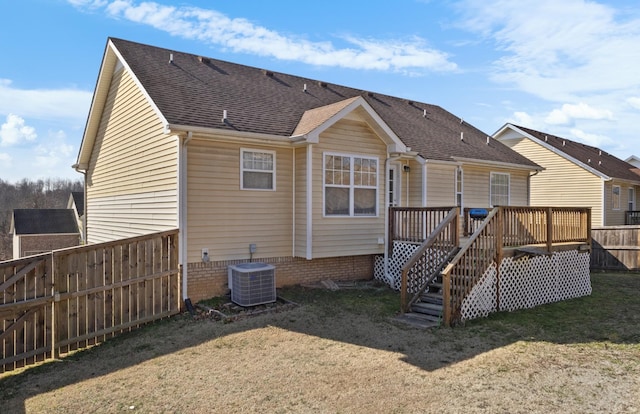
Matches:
[420,292,443,305]
[411,301,443,316]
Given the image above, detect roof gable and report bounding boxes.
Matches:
[497,124,640,183]
[77,38,540,170]
[12,209,80,235]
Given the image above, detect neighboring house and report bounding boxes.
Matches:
[626,155,640,169]
[74,38,540,302]
[67,191,85,243]
[10,209,80,258]
[494,124,640,227]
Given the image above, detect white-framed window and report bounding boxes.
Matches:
[490,172,510,207]
[241,148,275,190]
[629,187,635,211]
[612,185,621,210]
[455,167,463,208]
[324,153,378,217]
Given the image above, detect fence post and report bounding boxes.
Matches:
[442,269,451,326]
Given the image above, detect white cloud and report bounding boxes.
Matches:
[456,0,640,101]
[510,111,534,127]
[0,79,92,122]
[0,114,37,146]
[0,152,12,166]
[627,97,640,110]
[34,130,75,169]
[545,103,614,125]
[569,128,612,148]
[71,0,457,73]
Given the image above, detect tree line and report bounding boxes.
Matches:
[0,178,84,260]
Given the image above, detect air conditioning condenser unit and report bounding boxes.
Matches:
[228,262,276,306]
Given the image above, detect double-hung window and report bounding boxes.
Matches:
[490,172,509,207]
[241,149,275,190]
[629,188,636,211]
[324,153,378,217]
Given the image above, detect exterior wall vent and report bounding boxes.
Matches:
[228,263,276,306]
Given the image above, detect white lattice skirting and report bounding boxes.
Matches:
[460,250,591,322]
[374,242,420,291]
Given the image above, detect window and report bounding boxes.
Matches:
[455,167,463,208]
[490,172,510,207]
[324,153,378,216]
[629,188,635,211]
[241,149,275,190]
[612,185,621,210]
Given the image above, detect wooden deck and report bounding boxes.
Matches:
[390,206,591,327]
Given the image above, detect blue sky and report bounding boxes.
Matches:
[1,0,639,183]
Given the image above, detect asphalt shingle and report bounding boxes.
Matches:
[110,38,539,168]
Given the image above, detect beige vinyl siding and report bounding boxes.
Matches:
[312,119,387,258]
[87,190,177,243]
[186,139,293,263]
[603,180,640,226]
[86,67,178,243]
[294,146,308,257]
[503,137,603,226]
[425,163,456,207]
[461,165,528,208]
[406,160,424,206]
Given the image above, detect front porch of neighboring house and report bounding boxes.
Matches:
[374,206,592,327]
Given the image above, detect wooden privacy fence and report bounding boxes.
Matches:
[1,229,180,373]
[591,225,640,270]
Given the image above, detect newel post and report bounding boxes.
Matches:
[495,207,504,312]
[546,207,554,253]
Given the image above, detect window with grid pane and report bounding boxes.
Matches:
[490,172,509,207]
[241,149,275,190]
[324,153,377,216]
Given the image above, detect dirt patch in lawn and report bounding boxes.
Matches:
[1,274,639,413]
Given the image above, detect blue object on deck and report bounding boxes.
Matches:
[469,208,489,220]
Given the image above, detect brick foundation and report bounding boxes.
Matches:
[185,255,374,302]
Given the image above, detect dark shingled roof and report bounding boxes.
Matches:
[110,38,539,169]
[13,209,79,235]
[514,125,640,182]
[71,191,84,216]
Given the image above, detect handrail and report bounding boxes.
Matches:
[400,207,459,312]
[442,206,590,326]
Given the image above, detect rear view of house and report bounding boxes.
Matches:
[75,38,541,302]
[495,124,640,227]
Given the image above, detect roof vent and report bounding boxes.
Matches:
[198,56,210,64]
[407,100,414,105]
[599,150,602,156]
[563,140,566,146]
[222,109,228,123]
[460,132,464,141]
[545,135,548,142]
[262,69,274,77]
[367,91,374,97]
[487,136,490,145]
[318,81,327,87]
[460,118,464,124]
[423,109,427,118]
[588,158,591,163]
[599,160,602,165]
[169,53,174,64]
[303,83,307,92]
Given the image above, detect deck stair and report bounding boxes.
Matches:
[397,247,459,328]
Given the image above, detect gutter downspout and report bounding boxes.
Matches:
[179,132,192,301]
